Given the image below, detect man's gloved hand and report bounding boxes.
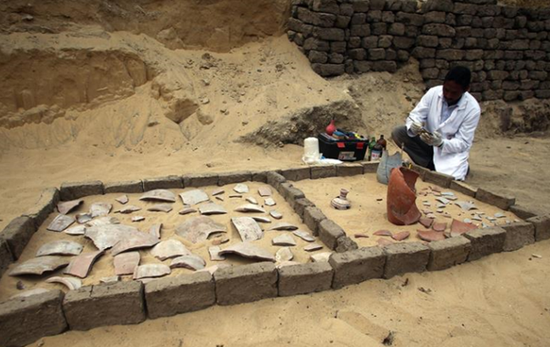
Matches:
[420,131,443,147]
[410,121,423,136]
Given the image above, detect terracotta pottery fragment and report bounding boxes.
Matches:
[131,216,145,222]
[377,238,394,246]
[199,203,227,215]
[57,199,83,215]
[419,217,434,228]
[304,243,323,252]
[46,276,82,290]
[450,219,477,234]
[231,217,264,242]
[76,213,93,224]
[373,230,392,237]
[219,242,275,262]
[151,239,191,261]
[64,250,104,278]
[354,234,369,239]
[270,211,283,219]
[268,222,298,231]
[114,252,140,276]
[272,234,297,246]
[208,246,226,261]
[417,230,446,242]
[90,202,112,218]
[233,183,249,194]
[310,252,332,262]
[149,223,162,238]
[47,214,75,232]
[140,189,176,202]
[235,204,266,213]
[292,230,315,242]
[252,216,271,223]
[179,189,209,205]
[432,222,447,232]
[258,186,272,197]
[9,256,71,276]
[176,216,227,243]
[64,225,87,236]
[276,247,294,262]
[115,195,129,204]
[170,254,206,270]
[212,188,224,196]
[147,204,173,213]
[392,231,410,241]
[179,207,197,215]
[111,232,159,256]
[246,197,258,205]
[133,264,171,279]
[117,205,141,214]
[36,240,83,257]
[84,224,142,250]
[387,167,421,225]
[264,198,276,206]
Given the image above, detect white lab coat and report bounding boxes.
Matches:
[406,86,481,180]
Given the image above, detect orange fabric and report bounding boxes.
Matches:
[387,167,421,225]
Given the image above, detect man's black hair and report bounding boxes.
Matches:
[444,66,471,90]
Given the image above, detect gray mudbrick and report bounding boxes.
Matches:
[104,180,143,193]
[476,188,515,210]
[362,162,379,174]
[218,171,252,186]
[449,181,477,197]
[336,163,363,176]
[428,236,471,271]
[510,205,538,220]
[183,173,219,187]
[63,281,145,331]
[1,216,36,260]
[214,262,278,305]
[279,182,305,207]
[464,227,506,261]
[293,198,314,218]
[251,171,268,183]
[501,221,535,252]
[142,175,183,190]
[145,272,215,319]
[335,236,359,253]
[0,237,13,278]
[318,219,345,249]
[303,206,327,236]
[0,290,67,347]
[266,171,286,190]
[329,247,386,289]
[280,167,311,181]
[409,164,429,180]
[383,242,430,279]
[311,165,336,179]
[60,180,104,200]
[24,187,59,228]
[278,262,333,296]
[423,170,453,188]
[527,214,550,241]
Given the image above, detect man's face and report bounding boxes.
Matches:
[442,80,466,105]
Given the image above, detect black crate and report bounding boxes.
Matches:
[318,133,369,161]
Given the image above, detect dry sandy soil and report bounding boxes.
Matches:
[1,0,550,346]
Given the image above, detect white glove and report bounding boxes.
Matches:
[420,131,443,147]
[410,121,423,136]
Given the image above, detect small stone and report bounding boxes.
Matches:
[179,207,197,215]
[272,234,297,246]
[265,198,276,206]
[246,197,258,205]
[270,211,283,219]
[354,233,369,239]
[115,195,129,204]
[292,230,315,242]
[304,243,323,252]
[373,230,392,236]
[233,183,249,194]
[275,247,294,262]
[132,216,145,222]
[202,98,210,104]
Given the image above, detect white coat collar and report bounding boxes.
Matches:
[437,87,469,111]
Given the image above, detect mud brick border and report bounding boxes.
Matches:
[278,262,333,296]
[336,163,363,176]
[183,173,219,187]
[303,206,327,236]
[475,188,515,211]
[251,170,269,183]
[293,197,315,218]
[60,180,104,201]
[23,187,59,228]
[361,161,379,174]
[335,236,359,253]
[266,171,286,190]
[383,242,430,279]
[214,262,278,305]
[63,281,145,331]
[464,227,506,261]
[329,247,386,289]
[278,182,306,209]
[311,165,336,179]
[449,181,477,198]
[501,221,535,252]
[104,180,144,194]
[280,167,311,181]
[0,238,13,280]
[145,272,215,319]
[510,205,539,220]
[0,290,67,347]
[1,216,36,260]
[143,175,183,190]
[423,170,454,188]
[427,237,471,271]
[527,215,550,241]
[409,164,429,180]
[318,219,346,250]
[217,171,252,186]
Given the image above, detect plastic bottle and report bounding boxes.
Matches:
[377,135,387,150]
[368,136,376,161]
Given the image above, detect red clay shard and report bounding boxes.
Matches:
[387,167,421,225]
[450,219,477,234]
[419,217,433,228]
[417,230,446,242]
[373,230,392,237]
[392,231,410,241]
[432,222,448,232]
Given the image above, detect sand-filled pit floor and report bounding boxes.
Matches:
[294,173,520,248]
[0,181,326,301]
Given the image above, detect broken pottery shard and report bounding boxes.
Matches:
[197,263,232,275]
[229,194,242,198]
[392,231,410,241]
[377,238,394,246]
[426,213,436,219]
[373,230,392,237]
[100,276,120,284]
[65,250,104,278]
[149,223,162,238]
[133,264,171,280]
[422,209,433,215]
[199,203,228,215]
[84,224,139,250]
[252,216,271,223]
[170,254,206,270]
[117,205,141,214]
[235,204,266,213]
[64,225,87,236]
[232,217,264,242]
[419,217,434,228]
[436,197,450,205]
[219,242,275,262]
[176,216,227,243]
[208,246,226,261]
[36,240,83,257]
[233,183,249,194]
[472,215,483,222]
[417,230,446,242]
[47,214,75,232]
[147,204,173,213]
[432,222,447,232]
[90,202,112,218]
[179,189,209,206]
[450,219,477,234]
[304,243,323,252]
[57,199,83,215]
[310,252,332,262]
[115,195,129,204]
[216,196,224,202]
[292,230,315,242]
[270,211,283,219]
[276,247,294,262]
[494,212,506,218]
[455,201,478,211]
[9,256,71,276]
[114,252,141,276]
[86,216,120,226]
[272,234,297,246]
[179,207,197,215]
[246,197,258,205]
[140,189,176,202]
[111,232,159,256]
[268,222,298,231]
[76,213,93,224]
[441,192,455,197]
[258,186,272,197]
[151,239,191,261]
[264,198,276,206]
[131,216,145,222]
[212,236,230,245]
[387,167,421,225]
[46,276,82,290]
[212,188,224,196]
[354,233,369,239]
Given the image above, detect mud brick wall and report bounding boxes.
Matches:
[288,0,550,102]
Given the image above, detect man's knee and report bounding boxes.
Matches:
[391,125,408,146]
